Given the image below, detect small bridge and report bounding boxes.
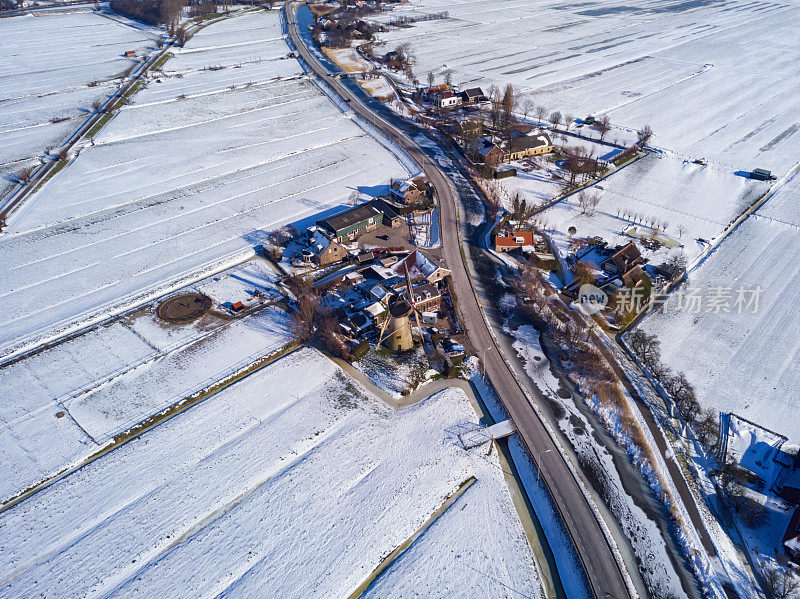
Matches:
[456,420,516,449]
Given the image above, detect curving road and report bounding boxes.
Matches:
[285,4,632,598]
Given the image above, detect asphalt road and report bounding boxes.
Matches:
[285,5,632,598]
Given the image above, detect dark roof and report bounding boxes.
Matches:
[411,283,439,304]
[611,242,641,264]
[368,198,400,220]
[389,299,412,318]
[318,204,380,233]
[461,87,484,98]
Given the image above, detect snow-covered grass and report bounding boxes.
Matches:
[0,9,409,360]
[537,152,768,262]
[354,345,428,399]
[0,257,289,503]
[322,45,372,73]
[0,348,542,598]
[639,171,800,441]
[0,11,158,193]
[371,0,800,174]
[358,76,395,100]
[66,305,292,442]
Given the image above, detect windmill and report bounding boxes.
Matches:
[377,262,425,352]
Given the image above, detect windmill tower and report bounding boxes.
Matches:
[377,263,425,352]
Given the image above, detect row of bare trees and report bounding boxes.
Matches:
[110,0,182,27]
[627,329,718,449]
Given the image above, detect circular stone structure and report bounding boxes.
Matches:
[156,293,212,323]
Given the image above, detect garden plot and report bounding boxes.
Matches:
[0,11,157,192]
[538,153,768,262]
[639,173,800,441]
[0,349,541,599]
[372,0,800,174]
[0,9,409,360]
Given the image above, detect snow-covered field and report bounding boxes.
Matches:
[538,153,768,262]
[0,349,542,598]
[0,10,157,193]
[640,171,800,440]
[372,0,800,173]
[0,9,409,360]
[0,258,289,503]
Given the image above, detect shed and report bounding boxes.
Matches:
[317,204,381,242]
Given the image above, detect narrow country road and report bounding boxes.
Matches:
[285,4,632,598]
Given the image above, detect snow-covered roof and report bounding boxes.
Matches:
[727,414,787,487]
[364,302,386,317]
[392,250,447,281]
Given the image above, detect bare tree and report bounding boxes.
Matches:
[520,95,535,121]
[16,166,34,183]
[444,71,452,88]
[597,115,612,141]
[156,37,165,50]
[485,84,500,129]
[761,565,800,599]
[483,179,504,218]
[548,111,562,130]
[637,124,653,148]
[286,275,319,342]
[578,191,600,215]
[628,330,660,366]
[573,260,596,285]
[564,113,574,130]
[426,70,435,88]
[317,309,353,361]
[175,26,189,47]
[534,105,547,124]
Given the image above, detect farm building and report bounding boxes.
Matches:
[421,84,448,100]
[475,138,503,165]
[750,168,774,181]
[495,231,534,252]
[368,198,403,227]
[460,87,485,104]
[389,176,427,204]
[393,250,450,284]
[306,227,348,265]
[410,283,441,312]
[502,132,553,161]
[435,90,461,109]
[604,242,642,274]
[317,204,381,242]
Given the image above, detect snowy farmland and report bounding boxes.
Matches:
[0,257,290,503]
[537,153,768,262]
[0,9,409,359]
[0,10,158,194]
[372,0,800,173]
[0,349,542,598]
[639,171,800,441]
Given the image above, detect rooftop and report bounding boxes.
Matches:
[318,204,381,233]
